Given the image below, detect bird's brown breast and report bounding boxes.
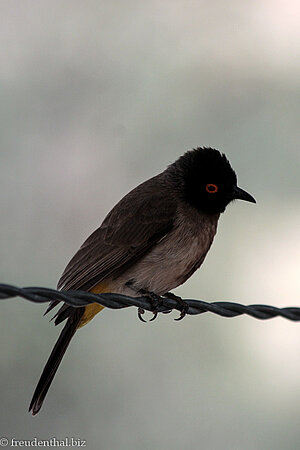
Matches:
[109,204,219,296]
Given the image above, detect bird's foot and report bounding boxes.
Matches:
[138,289,164,322]
[163,292,189,321]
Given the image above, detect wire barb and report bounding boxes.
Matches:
[0,283,300,322]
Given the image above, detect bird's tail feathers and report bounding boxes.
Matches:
[29,308,83,415]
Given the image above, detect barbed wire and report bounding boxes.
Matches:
[0,283,300,322]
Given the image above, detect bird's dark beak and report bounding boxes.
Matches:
[233,186,256,203]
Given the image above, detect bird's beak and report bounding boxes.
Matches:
[233,186,256,203]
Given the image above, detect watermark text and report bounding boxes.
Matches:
[0,437,86,447]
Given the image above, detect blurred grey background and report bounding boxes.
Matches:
[0,1,300,449]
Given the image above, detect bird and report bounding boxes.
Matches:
[29,147,255,415]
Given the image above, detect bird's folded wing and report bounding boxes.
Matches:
[57,176,177,292]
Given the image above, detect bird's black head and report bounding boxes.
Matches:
[168,147,256,214]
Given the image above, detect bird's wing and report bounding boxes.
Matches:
[57,175,177,292]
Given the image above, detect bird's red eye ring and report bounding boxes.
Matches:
[206,183,218,194]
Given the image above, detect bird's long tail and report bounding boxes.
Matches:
[29,308,84,416]
[29,282,106,415]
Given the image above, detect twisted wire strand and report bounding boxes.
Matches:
[0,283,299,321]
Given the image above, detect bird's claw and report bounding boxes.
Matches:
[138,307,147,322]
[138,290,163,322]
[174,304,189,321]
[149,311,158,321]
[137,290,188,321]
[163,292,189,321]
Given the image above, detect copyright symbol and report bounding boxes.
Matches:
[0,438,8,447]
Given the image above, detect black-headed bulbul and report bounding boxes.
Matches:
[29,147,255,415]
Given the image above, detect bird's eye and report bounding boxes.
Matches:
[206,183,218,194]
